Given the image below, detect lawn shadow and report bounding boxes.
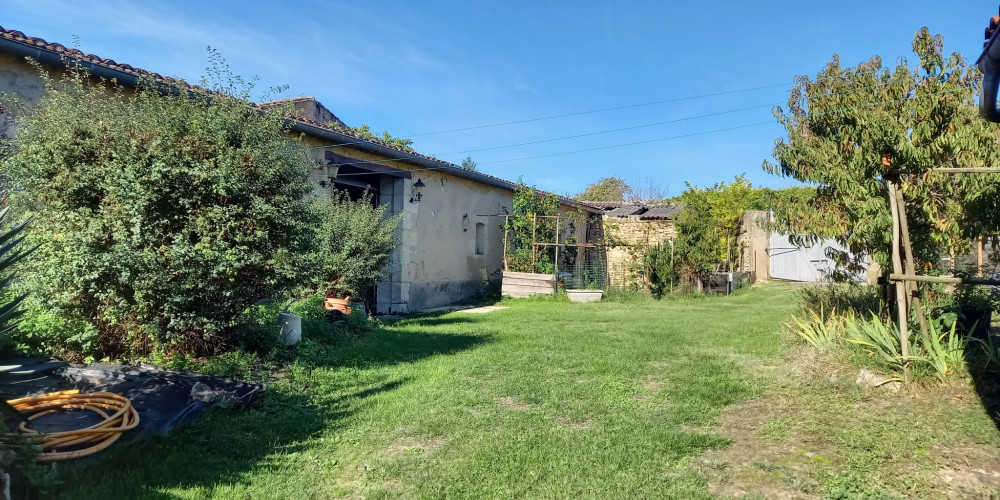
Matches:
[60,376,410,499]
[324,327,490,369]
[966,339,1000,432]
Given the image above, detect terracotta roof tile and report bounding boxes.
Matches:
[0,25,198,90]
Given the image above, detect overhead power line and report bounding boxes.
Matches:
[293,72,898,154]
[331,88,965,176]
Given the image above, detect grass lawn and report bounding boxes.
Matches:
[60,283,1000,499]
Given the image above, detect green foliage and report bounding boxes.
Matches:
[765,28,1000,270]
[0,208,57,494]
[789,307,842,349]
[602,286,652,302]
[13,307,99,361]
[642,241,674,298]
[0,206,34,352]
[505,182,560,273]
[919,318,968,381]
[1,61,319,357]
[843,313,912,375]
[792,306,975,381]
[574,176,631,202]
[460,156,477,171]
[672,175,783,277]
[798,284,883,319]
[343,124,414,152]
[313,190,400,299]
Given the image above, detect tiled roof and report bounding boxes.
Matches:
[579,200,682,220]
[0,25,198,91]
[0,25,599,214]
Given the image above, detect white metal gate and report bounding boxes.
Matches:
[769,234,860,282]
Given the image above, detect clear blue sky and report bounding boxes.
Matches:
[2,1,994,197]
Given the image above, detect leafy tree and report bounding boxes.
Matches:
[344,124,415,152]
[764,27,1000,272]
[671,175,774,277]
[461,156,478,171]
[2,64,319,357]
[575,177,632,202]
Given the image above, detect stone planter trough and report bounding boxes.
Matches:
[567,289,603,303]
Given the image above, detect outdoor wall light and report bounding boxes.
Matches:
[410,178,425,203]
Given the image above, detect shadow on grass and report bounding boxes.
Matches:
[60,318,490,497]
[966,357,1000,432]
[324,327,490,369]
[60,376,408,499]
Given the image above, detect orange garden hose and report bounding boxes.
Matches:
[6,389,139,461]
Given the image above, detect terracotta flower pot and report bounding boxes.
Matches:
[324,297,353,314]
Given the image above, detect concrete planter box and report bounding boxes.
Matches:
[568,289,603,303]
[502,271,555,298]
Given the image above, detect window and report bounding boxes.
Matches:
[475,223,485,255]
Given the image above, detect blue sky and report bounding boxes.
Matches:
[2,1,994,197]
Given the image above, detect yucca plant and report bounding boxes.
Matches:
[845,313,921,375]
[788,307,842,349]
[920,318,969,381]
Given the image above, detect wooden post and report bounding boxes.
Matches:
[554,217,560,284]
[531,214,537,272]
[886,180,909,382]
[576,219,585,289]
[979,235,985,277]
[502,215,509,272]
[891,182,929,343]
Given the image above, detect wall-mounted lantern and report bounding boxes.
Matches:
[462,213,470,232]
[409,178,425,203]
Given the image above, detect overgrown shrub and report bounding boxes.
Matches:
[642,241,674,298]
[313,191,400,300]
[2,63,318,357]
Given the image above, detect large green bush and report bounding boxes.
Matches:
[314,191,400,300]
[2,66,319,357]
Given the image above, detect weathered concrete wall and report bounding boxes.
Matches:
[604,217,675,287]
[0,53,46,140]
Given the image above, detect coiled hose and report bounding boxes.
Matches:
[7,389,139,461]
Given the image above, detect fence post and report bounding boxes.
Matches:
[886,180,909,383]
[502,215,509,272]
[531,214,537,272]
[554,217,560,286]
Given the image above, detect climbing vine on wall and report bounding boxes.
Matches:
[505,182,559,273]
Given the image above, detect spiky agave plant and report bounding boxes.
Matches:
[0,206,35,424]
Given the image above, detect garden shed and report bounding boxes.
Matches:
[583,201,682,287]
[0,25,601,313]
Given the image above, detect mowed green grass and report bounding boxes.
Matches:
[65,284,804,498]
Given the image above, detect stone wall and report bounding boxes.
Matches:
[604,217,676,287]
